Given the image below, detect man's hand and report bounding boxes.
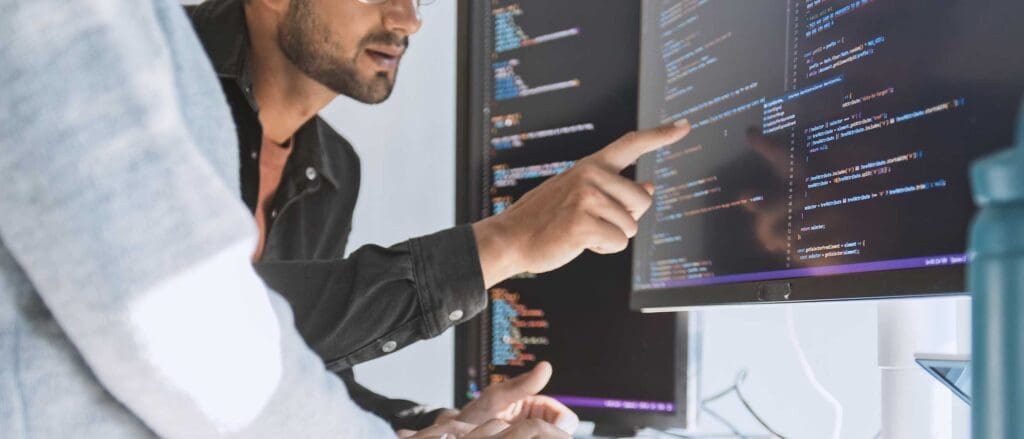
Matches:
[399,362,575,438]
[473,120,692,287]
[441,361,578,433]
[398,419,571,439]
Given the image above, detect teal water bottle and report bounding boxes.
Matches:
[969,99,1024,439]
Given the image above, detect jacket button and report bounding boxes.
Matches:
[448,310,464,321]
[305,167,318,181]
[381,340,397,353]
[270,209,278,219]
[250,150,258,160]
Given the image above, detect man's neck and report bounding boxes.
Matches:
[245,3,336,144]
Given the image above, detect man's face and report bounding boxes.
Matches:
[278,0,422,104]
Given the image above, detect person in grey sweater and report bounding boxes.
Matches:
[0,0,690,435]
[0,0,573,437]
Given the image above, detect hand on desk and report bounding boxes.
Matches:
[397,418,571,439]
[397,362,577,438]
[453,361,577,432]
[473,120,692,288]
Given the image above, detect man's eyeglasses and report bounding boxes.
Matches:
[356,0,436,9]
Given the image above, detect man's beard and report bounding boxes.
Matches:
[278,0,408,104]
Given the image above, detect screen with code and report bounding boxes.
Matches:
[457,0,693,427]
[633,0,1024,304]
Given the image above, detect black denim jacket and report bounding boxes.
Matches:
[185,0,486,430]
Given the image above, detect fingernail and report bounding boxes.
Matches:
[673,118,690,129]
[556,415,580,434]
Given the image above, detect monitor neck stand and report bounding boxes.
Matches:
[591,423,639,438]
[877,298,968,438]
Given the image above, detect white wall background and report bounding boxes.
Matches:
[698,302,884,438]
[309,3,969,438]
[320,0,459,410]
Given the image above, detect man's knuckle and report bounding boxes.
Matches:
[580,185,603,205]
[640,195,653,210]
[626,220,639,237]
[567,186,596,209]
[574,163,599,181]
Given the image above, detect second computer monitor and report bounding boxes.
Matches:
[632,0,1024,309]
[455,0,697,431]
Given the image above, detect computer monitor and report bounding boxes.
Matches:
[454,0,698,432]
[631,0,1024,310]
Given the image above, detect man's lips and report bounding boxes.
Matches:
[364,45,404,69]
[366,44,404,57]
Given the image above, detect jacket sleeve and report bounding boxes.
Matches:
[0,1,395,437]
[254,225,487,370]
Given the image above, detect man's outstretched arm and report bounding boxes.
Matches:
[0,1,395,436]
[254,121,690,370]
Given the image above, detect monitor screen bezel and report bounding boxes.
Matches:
[631,264,966,311]
[453,0,696,430]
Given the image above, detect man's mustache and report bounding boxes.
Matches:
[361,31,409,50]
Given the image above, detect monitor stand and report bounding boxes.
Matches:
[877,298,964,438]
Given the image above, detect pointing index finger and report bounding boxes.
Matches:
[590,119,691,171]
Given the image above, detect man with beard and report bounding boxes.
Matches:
[185,0,691,434]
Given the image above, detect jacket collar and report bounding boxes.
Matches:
[188,0,255,103]
[188,0,341,188]
[294,117,343,188]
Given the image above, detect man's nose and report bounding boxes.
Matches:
[382,0,422,38]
